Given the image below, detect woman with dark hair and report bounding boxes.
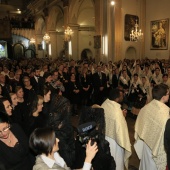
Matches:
[25,95,46,136]
[68,73,81,116]
[29,127,98,170]
[15,86,29,121]
[48,94,74,167]
[0,97,12,116]
[0,112,34,169]
[42,85,51,115]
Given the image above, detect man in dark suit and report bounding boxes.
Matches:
[92,65,107,105]
[112,68,119,89]
[30,67,44,96]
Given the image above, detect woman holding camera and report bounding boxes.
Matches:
[29,127,98,170]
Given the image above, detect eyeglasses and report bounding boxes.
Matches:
[0,125,10,135]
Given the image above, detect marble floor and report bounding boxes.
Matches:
[71,112,140,170]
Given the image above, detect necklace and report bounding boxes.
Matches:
[8,134,11,143]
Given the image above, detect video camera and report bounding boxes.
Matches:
[77,121,99,147]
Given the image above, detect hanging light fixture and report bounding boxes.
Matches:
[43,33,50,43]
[130,19,143,41]
[64,26,73,41]
[30,38,36,44]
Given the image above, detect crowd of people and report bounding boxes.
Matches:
[0,56,170,169]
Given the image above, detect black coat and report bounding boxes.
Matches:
[112,74,119,89]
[30,76,44,96]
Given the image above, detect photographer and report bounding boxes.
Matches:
[73,106,116,170]
[29,127,98,170]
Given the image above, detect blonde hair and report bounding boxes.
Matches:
[38,95,44,104]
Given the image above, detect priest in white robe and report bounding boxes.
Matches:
[101,88,132,170]
[134,83,170,170]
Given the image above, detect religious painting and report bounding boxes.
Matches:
[124,14,139,41]
[37,44,43,50]
[150,18,169,50]
[94,35,101,49]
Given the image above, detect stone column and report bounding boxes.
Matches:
[70,24,79,60]
[94,0,102,63]
[49,31,57,59]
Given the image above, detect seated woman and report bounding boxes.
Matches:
[9,93,23,127]
[29,127,98,170]
[0,112,34,170]
[25,95,47,137]
[15,86,29,122]
[0,97,13,122]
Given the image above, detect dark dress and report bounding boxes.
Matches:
[11,105,24,128]
[68,80,81,105]
[92,72,107,105]
[26,114,47,137]
[0,123,35,170]
[79,74,91,106]
[23,87,37,106]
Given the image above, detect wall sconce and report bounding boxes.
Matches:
[64,26,73,41]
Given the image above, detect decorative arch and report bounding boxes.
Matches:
[48,5,64,31]
[24,49,36,58]
[69,0,94,24]
[13,43,25,59]
[125,46,137,59]
[35,16,45,34]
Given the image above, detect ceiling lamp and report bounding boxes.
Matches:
[64,26,73,41]
[130,20,143,41]
[30,38,35,44]
[43,33,50,43]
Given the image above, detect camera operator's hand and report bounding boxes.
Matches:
[85,140,98,163]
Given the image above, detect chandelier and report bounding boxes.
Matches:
[130,20,143,41]
[64,26,73,41]
[43,33,50,43]
[30,38,36,44]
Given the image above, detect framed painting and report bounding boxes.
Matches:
[151,18,169,50]
[124,14,139,41]
[94,35,101,49]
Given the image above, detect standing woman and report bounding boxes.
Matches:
[80,67,91,106]
[68,73,81,116]
[0,112,34,169]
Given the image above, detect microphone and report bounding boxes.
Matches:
[77,122,96,134]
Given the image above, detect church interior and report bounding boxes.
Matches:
[0,0,170,169]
